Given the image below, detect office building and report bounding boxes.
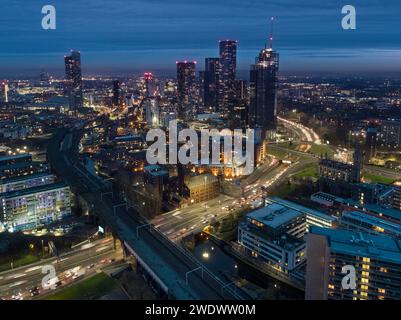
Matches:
[204,57,220,112]
[306,226,401,300]
[144,72,154,98]
[1,81,9,103]
[176,61,196,119]
[340,210,401,238]
[238,201,307,272]
[267,197,337,231]
[218,40,237,114]
[64,50,83,110]
[112,80,121,107]
[248,45,279,131]
[185,174,219,204]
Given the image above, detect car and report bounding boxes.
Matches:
[72,274,82,280]
[11,293,23,300]
[87,263,95,269]
[29,286,38,293]
[30,290,39,297]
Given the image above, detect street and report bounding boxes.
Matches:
[0,237,122,300]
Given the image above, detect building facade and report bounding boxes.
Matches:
[218,40,237,114]
[0,183,72,232]
[176,61,196,120]
[248,47,279,131]
[306,226,401,300]
[0,172,55,193]
[238,201,307,272]
[185,174,219,204]
[204,57,220,112]
[64,50,83,111]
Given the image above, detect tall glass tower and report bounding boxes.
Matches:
[218,40,237,114]
[204,57,220,112]
[248,46,279,131]
[176,61,196,120]
[64,50,83,111]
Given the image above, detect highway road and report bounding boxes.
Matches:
[278,116,321,144]
[154,155,315,242]
[0,237,120,300]
[47,128,244,300]
[268,144,401,180]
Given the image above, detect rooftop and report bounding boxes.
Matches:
[247,202,303,229]
[186,174,218,189]
[1,172,54,184]
[0,161,46,171]
[269,197,337,223]
[309,226,401,264]
[342,211,401,236]
[0,153,31,163]
[341,197,401,221]
[0,182,68,199]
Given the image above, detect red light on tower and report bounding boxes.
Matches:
[144,72,153,81]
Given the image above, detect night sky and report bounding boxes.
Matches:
[1,0,400,76]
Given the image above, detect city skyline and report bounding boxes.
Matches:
[1,0,401,76]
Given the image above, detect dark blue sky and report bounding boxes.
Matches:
[1,0,401,77]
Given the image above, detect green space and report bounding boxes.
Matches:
[362,172,395,185]
[276,141,299,150]
[308,144,334,157]
[0,254,40,273]
[293,164,318,179]
[267,146,290,159]
[269,182,297,198]
[46,272,119,300]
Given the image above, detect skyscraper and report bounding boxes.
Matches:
[1,81,8,103]
[64,50,83,111]
[144,72,154,98]
[248,46,279,132]
[218,40,237,114]
[176,61,196,120]
[204,57,220,112]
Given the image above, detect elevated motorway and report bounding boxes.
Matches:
[47,129,245,300]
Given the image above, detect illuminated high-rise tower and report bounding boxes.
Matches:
[144,72,154,97]
[176,61,196,119]
[1,81,9,103]
[64,50,83,111]
[204,57,220,112]
[248,18,279,132]
[218,40,237,113]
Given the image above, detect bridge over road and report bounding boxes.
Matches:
[47,129,246,300]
